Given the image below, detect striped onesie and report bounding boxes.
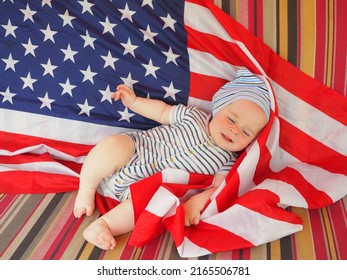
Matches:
[102,104,237,201]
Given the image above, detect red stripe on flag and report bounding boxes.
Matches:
[184,221,254,252]
[186,26,252,66]
[0,171,79,193]
[215,171,241,211]
[129,209,166,248]
[268,167,334,209]
[163,204,186,246]
[189,72,227,101]
[0,131,93,157]
[95,193,120,215]
[279,118,347,175]
[1,153,83,177]
[236,189,303,224]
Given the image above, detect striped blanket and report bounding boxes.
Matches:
[1,0,346,259]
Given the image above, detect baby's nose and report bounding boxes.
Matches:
[230,125,239,135]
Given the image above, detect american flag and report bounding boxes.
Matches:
[1,0,346,258]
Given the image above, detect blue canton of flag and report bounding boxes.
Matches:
[0,0,189,130]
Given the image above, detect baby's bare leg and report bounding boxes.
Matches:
[83,198,134,250]
[74,134,134,218]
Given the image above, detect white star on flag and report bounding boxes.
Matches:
[101,50,118,70]
[160,13,177,31]
[41,24,57,42]
[78,99,94,117]
[100,16,117,35]
[21,72,37,90]
[140,25,158,43]
[41,58,58,77]
[163,82,180,100]
[59,9,76,27]
[141,0,154,9]
[118,107,135,123]
[1,19,18,37]
[78,0,95,15]
[20,4,37,22]
[162,47,180,65]
[120,73,138,90]
[80,65,97,84]
[81,30,96,49]
[0,87,16,104]
[42,0,53,8]
[59,78,76,97]
[142,59,160,78]
[61,44,78,62]
[121,38,138,57]
[118,3,136,22]
[2,53,19,71]
[100,85,114,103]
[38,92,55,110]
[22,38,38,57]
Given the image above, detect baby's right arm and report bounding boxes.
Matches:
[112,84,173,125]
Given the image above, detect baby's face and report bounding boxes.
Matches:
[209,99,268,152]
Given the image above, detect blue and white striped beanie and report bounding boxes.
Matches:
[212,69,271,121]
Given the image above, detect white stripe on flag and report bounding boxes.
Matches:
[256,179,308,208]
[146,186,179,218]
[0,144,86,163]
[188,49,237,81]
[184,2,235,43]
[236,142,260,195]
[204,204,303,245]
[177,236,212,258]
[0,108,137,144]
[187,96,212,112]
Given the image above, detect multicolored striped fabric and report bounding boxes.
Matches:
[1,0,346,260]
[1,192,345,260]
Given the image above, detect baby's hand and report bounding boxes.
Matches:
[112,84,137,108]
[182,186,218,227]
[183,197,202,227]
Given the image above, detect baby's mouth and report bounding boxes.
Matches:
[222,133,233,143]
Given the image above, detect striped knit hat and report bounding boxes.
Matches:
[212,69,271,121]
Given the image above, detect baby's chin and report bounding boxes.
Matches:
[217,141,240,152]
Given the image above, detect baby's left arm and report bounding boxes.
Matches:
[183,173,226,226]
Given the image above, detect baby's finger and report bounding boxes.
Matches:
[192,216,200,225]
[184,217,191,227]
[112,91,120,100]
[116,84,128,91]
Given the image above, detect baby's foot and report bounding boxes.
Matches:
[74,188,96,218]
[83,218,116,250]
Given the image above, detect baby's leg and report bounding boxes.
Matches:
[74,134,134,218]
[83,198,134,250]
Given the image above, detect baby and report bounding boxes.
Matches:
[74,69,271,250]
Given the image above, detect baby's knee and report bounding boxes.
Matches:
[100,134,134,164]
[100,134,121,147]
[102,134,132,148]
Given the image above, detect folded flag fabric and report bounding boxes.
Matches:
[0,0,346,258]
